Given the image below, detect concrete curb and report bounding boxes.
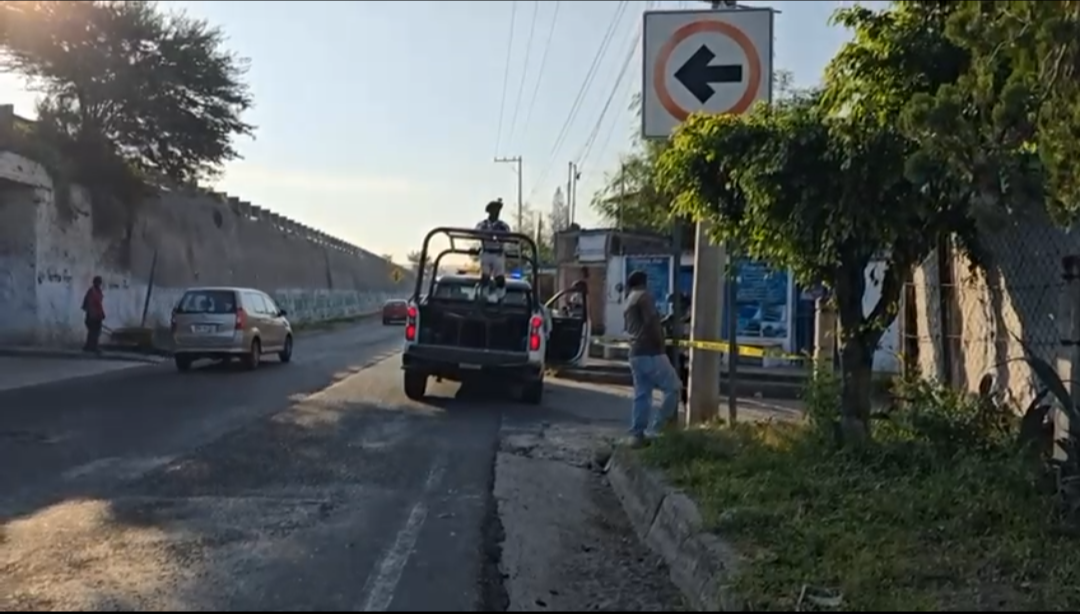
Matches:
[0,310,386,362]
[0,347,165,364]
[606,447,743,611]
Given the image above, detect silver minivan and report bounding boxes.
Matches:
[171,286,293,372]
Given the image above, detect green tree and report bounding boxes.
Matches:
[515,203,555,265]
[658,88,977,443]
[895,1,1080,223]
[0,0,254,187]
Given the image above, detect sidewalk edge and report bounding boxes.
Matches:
[606,447,743,611]
[0,348,164,364]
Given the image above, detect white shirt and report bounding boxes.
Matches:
[476,218,511,252]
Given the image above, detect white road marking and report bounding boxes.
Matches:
[359,455,446,612]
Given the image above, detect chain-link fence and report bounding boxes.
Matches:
[903,220,1070,407]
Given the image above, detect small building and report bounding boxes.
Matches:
[554,226,902,372]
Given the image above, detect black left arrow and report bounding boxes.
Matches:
[674,45,743,104]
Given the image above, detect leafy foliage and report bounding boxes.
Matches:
[896,2,1080,224]
[657,85,977,439]
[0,0,254,188]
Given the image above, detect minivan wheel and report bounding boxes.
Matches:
[404,372,428,400]
[279,335,293,363]
[242,339,261,370]
[174,355,193,373]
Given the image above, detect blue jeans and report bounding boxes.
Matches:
[629,354,681,437]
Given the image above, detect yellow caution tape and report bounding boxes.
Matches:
[666,338,805,360]
[593,335,806,361]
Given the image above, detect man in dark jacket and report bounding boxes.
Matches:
[82,276,105,354]
[623,270,681,447]
[662,292,691,408]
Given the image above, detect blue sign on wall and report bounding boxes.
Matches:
[625,255,674,314]
[734,259,792,343]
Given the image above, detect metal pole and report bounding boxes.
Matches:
[618,160,626,229]
[671,221,684,401]
[494,155,524,229]
[567,162,574,225]
[517,157,524,230]
[726,253,739,424]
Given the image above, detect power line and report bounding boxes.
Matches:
[520,0,561,142]
[526,0,633,201]
[576,17,642,171]
[507,0,540,148]
[494,1,519,156]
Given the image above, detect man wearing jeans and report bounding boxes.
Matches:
[623,270,681,447]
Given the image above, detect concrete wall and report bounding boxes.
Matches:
[0,150,413,346]
[911,210,1069,406]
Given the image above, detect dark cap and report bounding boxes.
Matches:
[627,270,648,289]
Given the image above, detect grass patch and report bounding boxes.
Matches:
[643,374,1080,611]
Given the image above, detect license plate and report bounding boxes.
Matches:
[460,363,481,370]
[192,325,215,334]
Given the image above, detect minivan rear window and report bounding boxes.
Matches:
[176,290,238,314]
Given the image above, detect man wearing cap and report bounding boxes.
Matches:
[476,199,512,302]
[623,270,681,447]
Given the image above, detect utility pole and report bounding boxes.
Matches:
[686,0,740,426]
[567,161,581,225]
[495,156,524,229]
[618,160,626,230]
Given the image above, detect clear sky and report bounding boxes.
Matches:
[0,0,884,262]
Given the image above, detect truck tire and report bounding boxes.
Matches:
[522,379,543,405]
[404,372,428,400]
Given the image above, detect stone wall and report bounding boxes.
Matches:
[0,150,413,346]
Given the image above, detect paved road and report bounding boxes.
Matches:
[0,321,683,611]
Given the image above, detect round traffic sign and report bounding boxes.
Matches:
[653,19,762,121]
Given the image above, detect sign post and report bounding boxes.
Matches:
[641,5,774,426]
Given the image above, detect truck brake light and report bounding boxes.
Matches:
[405,304,418,341]
[529,315,542,352]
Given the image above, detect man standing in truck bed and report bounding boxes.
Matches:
[476,198,512,303]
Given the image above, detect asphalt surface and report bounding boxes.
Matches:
[0,321,684,612]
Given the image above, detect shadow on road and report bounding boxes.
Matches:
[0,354,643,611]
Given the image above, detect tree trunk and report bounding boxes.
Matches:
[832,254,885,447]
[838,334,876,445]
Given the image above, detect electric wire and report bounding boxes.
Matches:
[494,1,519,156]
[576,16,643,172]
[507,0,539,148]
[519,0,561,144]
[526,0,632,200]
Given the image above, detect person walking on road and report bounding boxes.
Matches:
[81,276,106,355]
[623,270,681,447]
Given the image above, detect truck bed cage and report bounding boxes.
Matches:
[412,227,541,305]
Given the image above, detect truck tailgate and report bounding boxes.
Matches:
[405,344,530,367]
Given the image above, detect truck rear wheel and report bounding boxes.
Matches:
[521,378,543,405]
[404,372,428,400]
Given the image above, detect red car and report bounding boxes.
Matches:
[382,299,409,325]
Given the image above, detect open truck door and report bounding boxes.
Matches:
[543,283,590,368]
